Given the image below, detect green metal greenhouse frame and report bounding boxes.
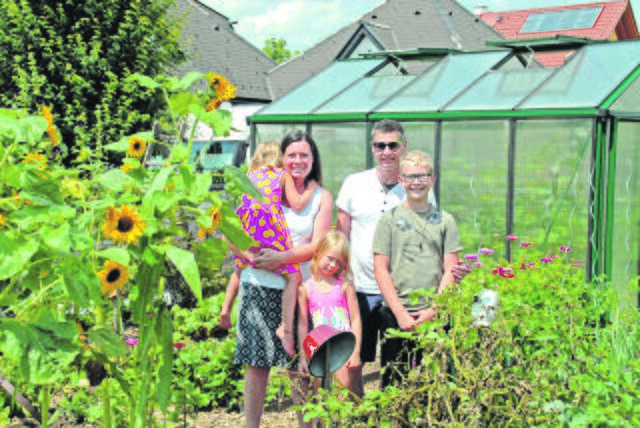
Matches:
[248,36,640,287]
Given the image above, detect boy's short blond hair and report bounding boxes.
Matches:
[249,141,280,171]
[400,150,434,173]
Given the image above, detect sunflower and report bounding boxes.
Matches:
[0,213,6,227]
[102,205,146,244]
[41,106,59,146]
[197,206,222,239]
[128,136,146,158]
[22,152,47,170]
[205,73,237,111]
[120,163,134,174]
[97,260,129,295]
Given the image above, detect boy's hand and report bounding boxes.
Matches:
[452,262,471,283]
[397,311,416,331]
[413,308,437,325]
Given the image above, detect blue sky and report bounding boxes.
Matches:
[203,0,640,52]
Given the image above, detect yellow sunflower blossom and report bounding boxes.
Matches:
[205,73,237,111]
[0,213,6,227]
[102,205,146,245]
[42,106,59,146]
[198,206,222,239]
[22,152,47,170]
[13,192,33,207]
[97,260,129,295]
[128,136,146,158]
[120,163,134,174]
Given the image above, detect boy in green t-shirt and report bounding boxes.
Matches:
[372,150,462,388]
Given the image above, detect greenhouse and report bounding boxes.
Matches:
[249,36,640,292]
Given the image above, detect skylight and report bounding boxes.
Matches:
[520,7,602,33]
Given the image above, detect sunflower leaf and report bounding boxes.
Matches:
[96,169,135,193]
[142,166,173,219]
[169,92,200,117]
[154,305,173,410]
[61,261,100,307]
[96,247,130,265]
[126,73,161,90]
[87,327,128,357]
[218,205,256,251]
[199,109,232,137]
[165,245,202,302]
[0,235,38,280]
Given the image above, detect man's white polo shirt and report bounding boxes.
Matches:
[336,168,406,294]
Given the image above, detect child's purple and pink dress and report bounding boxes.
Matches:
[234,165,300,275]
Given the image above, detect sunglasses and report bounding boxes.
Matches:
[373,142,401,152]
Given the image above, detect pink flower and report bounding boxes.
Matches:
[519,263,527,270]
[126,337,138,346]
[492,267,514,278]
[473,262,483,267]
[560,246,571,252]
[541,257,552,263]
[520,242,533,247]
[464,253,478,260]
[550,255,558,259]
[173,342,186,350]
[479,248,495,255]
[571,263,582,268]
[507,235,518,241]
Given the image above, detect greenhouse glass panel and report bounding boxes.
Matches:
[403,122,436,158]
[255,59,384,116]
[315,75,416,114]
[609,73,640,113]
[377,51,509,112]
[439,121,509,257]
[611,122,640,294]
[446,68,553,111]
[511,120,591,263]
[521,41,640,109]
[254,124,306,146]
[311,123,367,211]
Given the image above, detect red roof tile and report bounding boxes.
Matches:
[479,1,631,66]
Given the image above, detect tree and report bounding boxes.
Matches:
[262,37,300,64]
[0,0,187,164]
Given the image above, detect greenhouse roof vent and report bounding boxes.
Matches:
[485,35,606,52]
[359,47,461,60]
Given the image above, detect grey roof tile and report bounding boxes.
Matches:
[268,0,504,99]
[173,0,276,101]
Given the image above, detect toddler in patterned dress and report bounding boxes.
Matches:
[220,142,317,354]
[298,231,362,394]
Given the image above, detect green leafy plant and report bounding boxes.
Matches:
[299,243,640,427]
[0,70,260,427]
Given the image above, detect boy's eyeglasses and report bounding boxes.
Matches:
[401,173,433,183]
[373,142,401,152]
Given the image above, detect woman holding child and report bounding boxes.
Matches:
[231,130,333,428]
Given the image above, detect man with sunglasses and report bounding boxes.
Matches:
[336,119,467,395]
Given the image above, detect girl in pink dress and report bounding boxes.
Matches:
[220,142,317,356]
[297,231,362,395]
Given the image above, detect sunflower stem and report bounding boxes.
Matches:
[185,119,199,166]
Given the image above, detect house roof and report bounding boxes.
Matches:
[267,0,504,100]
[479,1,639,66]
[173,0,276,102]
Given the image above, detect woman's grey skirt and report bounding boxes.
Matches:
[234,281,291,368]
